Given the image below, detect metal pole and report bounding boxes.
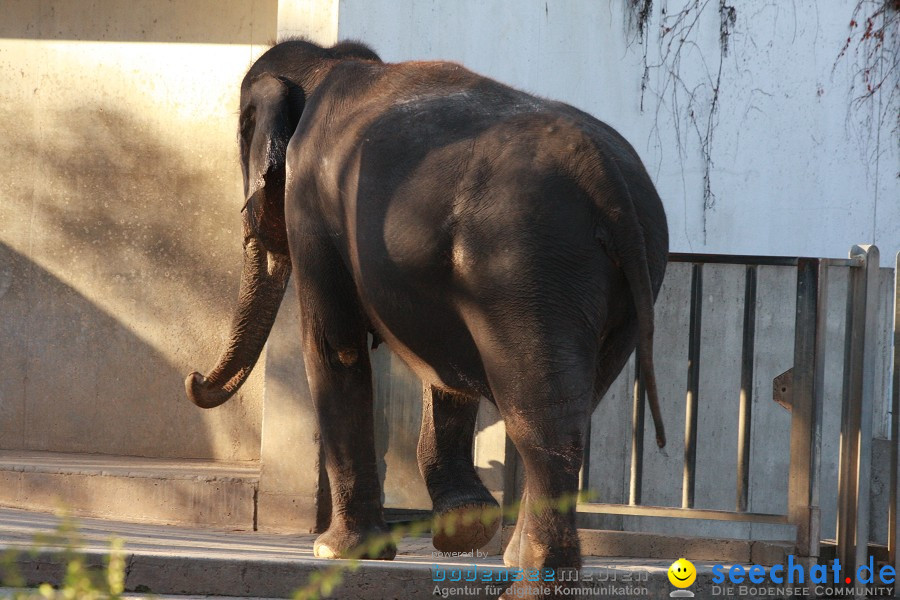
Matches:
[836,245,879,575]
[787,258,826,560]
[890,252,899,574]
[683,264,703,509]
[737,265,757,512]
[629,359,645,505]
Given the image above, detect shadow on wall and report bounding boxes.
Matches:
[0,102,263,461]
[0,241,190,454]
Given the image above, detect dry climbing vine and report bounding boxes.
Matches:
[627,0,737,242]
[835,0,899,199]
[833,0,899,239]
[626,1,897,243]
[835,0,899,124]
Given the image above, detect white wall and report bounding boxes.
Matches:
[337,0,898,266]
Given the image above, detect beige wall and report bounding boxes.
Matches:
[0,1,277,461]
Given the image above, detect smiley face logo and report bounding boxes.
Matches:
[668,557,696,588]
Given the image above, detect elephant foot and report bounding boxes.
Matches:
[432,500,501,552]
[501,505,581,588]
[313,523,396,560]
[499,533,582,600]
[502,523,522,567]
[512,533,581,571]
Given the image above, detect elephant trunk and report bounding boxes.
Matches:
[185,225,291,409]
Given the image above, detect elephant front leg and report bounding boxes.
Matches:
[300,319,395,560]
[418,387,500,552]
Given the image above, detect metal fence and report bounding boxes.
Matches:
[501,245,896,572]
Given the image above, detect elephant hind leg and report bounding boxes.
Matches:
[502,326,613,570]
[483,343,596,574]
[305,338,396,560]
[418,386,500,552]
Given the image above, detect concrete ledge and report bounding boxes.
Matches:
[0,451,258,529]
[577,528,795,565]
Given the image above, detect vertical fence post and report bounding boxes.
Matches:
[837,245,880,575]
[890,252,899,574]
[683,264,703,509]
[629,359,645,505]
[787,258,827,561]
[737,265,757,512]
[580,420,592,494]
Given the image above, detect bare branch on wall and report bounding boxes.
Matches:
[628,0,739,242]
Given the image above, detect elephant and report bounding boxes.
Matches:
[185,38,668,587]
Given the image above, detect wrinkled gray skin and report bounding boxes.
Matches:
[186,39,667,597]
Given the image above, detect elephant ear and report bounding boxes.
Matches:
[241,73,303,256]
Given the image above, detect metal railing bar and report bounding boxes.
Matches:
[837,254,861,567]
[629,359,645,505]
[785,258,828,559]
[575,502,789,524]
[853,245,879,571]
[683,264,703,509]
[669,253,855,268]
[737,265,757,513]
[810,259,828,531]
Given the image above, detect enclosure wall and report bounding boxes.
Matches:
[0,1,277,460]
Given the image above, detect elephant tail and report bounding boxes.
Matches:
[622,239,667,449]
[588,153,666,449]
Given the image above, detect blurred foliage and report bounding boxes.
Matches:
[0,515,130,600]
[0,493,594,599]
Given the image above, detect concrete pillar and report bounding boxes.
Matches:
[258,290,327,533]
[276,0,338,44]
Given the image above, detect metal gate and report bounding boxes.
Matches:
[499,245,897,573]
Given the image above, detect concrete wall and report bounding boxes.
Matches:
[0,1,277,460]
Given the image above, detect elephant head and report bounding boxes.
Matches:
[183,71,296,408]
[185,40,379,408]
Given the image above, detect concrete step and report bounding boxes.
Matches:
[0,507,670,599]
[0,450,258,530]
[0,507,867,600]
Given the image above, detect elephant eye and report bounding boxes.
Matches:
[239,116,255,160]
[239,107,255,138]
[239,116,253,139]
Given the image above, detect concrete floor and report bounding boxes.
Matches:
[0,507,858,599]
